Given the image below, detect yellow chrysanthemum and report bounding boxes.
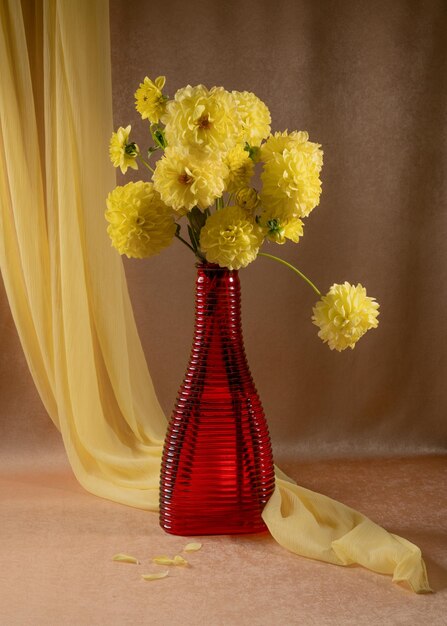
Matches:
[162,85,241,155]
[260,146,323,218]
[200,206,264,270]
[134,76,167,123]
[153,147,228,212]
[105,181,176,258]
[260,131,322,164]
[312,282,380,351]
[109,125,139,174]
[232,90,271,146]
[224,145,254,193]
[259,206,304,244]
[235,187,260,213]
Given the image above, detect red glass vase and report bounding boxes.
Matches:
[159,263,275,536]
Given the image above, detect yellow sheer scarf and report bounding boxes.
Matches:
[0,0,431,593]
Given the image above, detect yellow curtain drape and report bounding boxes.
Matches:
[0,0,431,593]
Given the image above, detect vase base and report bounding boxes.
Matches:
[160,519,269,537]
[160,499,271,536]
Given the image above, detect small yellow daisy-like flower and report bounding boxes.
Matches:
[134,76,167,123]
[259,206,304,244]
[312,282,379,351]
[153,147,228,212]
[105,181,176,258]
[162,85,241,156]
[200,206,264,270]
[235,187,260,213]
[224,145,254,193]
[232,91,271,146]
[109,125,139,174]
[260,146,323,218]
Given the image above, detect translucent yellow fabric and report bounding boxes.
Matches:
[0,0,165,509]
[0,0,431,593]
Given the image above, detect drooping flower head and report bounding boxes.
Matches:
[162,85,241,156]
[109,125,139,174]
[312,282,380,351]
[134,76,168,123]
[200,206,264,269]
[259,206,304,244]
[224,144,254,193]
[105,181,176,258]
[232,90,271,146]
[153,147,228,213]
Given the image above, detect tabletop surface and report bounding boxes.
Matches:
[1,455,446,626]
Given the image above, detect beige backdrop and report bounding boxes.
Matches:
[1,0,446,466]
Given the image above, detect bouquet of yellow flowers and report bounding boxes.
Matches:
[106,76,379,351]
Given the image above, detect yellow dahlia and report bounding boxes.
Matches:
[260,147,323,218]
[260,131,321,163]
[312,282,380,351]
[134,76,167,123]
[162,85,241,155]
[109,125,139,174]
[232,90,271,146]
[259,206,304,244]
[200,206,264,269]
[235,187,260,213]
[153,147,228,212]
[224,145,254,193]
[105,181,176,258]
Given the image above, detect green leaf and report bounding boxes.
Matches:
[150,124,167,149]
[187,224,198,251]
[188,206,207,232]
[244,142,260,162]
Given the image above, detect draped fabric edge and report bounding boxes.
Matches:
[262,477,432,594]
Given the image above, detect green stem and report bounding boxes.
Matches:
[258,252,322,297]
[185,214,206,261]
[138,156,155,174]
[175,231,196,254]
[216,196,224,210]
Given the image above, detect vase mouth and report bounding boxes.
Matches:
[195,261,235,272]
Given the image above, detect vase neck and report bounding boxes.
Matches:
[194,264,242,334]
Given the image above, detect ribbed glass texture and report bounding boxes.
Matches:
[160,263,275,535]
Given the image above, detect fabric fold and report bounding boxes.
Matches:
[262,477,432,593]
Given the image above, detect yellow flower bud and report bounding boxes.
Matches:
[235,187,260,213]
[224,145,254,193]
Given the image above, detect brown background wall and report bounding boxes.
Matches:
[1,0,446,464]
[110,0,447,459]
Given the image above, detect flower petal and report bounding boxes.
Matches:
[141,571,169,581]
[184,542,202,552]
[112,553,139,564]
